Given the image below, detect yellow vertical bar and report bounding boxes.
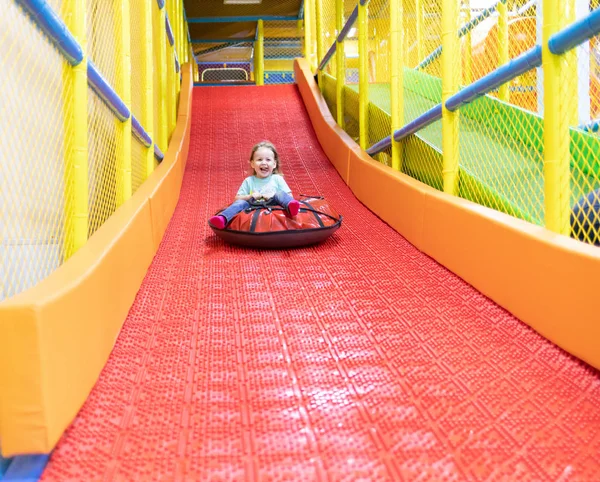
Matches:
[174,0,180,60]
[172,43,178,130]
[498,0,509,101]
[316,0,324,85]
[158,5,168,150]
[304,0,314,69]
[416,0,423,64]
[256,19,264,86]
[358,1,369,150]
[464,2,472,85]
[115,0,132,207]
[335,0,345,128]
[391,0,403,171]
[183,6,188,63]
[63,0,89,258]
[143,0,155,177]
[166,41,173,137]
[565,0,577,126]
[168,10,177,133]
[543,0,570,234]
[182,4,187,63]
[180,9,185,63]
[442,0,460,195]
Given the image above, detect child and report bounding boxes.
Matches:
[209,141,300,229]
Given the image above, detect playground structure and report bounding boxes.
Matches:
[1,0,600,479]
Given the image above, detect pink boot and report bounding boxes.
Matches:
[287,200,300,217]
[209,215,226,229]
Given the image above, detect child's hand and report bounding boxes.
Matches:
[251,191,263,200]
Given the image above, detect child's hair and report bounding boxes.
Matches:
[249,141,282,175]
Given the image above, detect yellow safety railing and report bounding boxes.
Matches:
[0,0,191,302]
[317,0,600,248]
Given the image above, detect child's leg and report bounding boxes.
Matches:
[209,199,250,228]
[272,191,300,216]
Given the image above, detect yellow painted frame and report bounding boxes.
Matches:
[115,0,132,207]
[63,0,89,258]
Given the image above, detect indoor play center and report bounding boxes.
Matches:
[1,0,600,479]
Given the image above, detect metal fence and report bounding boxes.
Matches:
[315,0,600,247]
[0,0,190,302]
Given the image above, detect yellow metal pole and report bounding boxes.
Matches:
[143,0,155,177]
[358,0,369,150]
[543,0,570,234]
[391,0,403,171]
[565,0,577,126]
[167,10,177,131]
[442,0,460,195]
[464,2,472,85]
[316,0,324,86]
[170,40,178,131]
[335,0,345,128]
[182,4,187,62]
[174,0,181,60]
[62,0,89,258]
[158,4,169,150]
[166,44,174,136]
[115,0,132,207]
[416,0,423,64]
[184,9,188,63]
[256,19,264,86]
[498,0,509,101]
[304,0,314,69]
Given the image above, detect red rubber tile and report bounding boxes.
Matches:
[41,85,600,481]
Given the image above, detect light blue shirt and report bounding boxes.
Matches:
[237,174,291,198]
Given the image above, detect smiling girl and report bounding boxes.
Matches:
[209,141,300,229]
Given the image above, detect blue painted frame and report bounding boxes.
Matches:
[132,117,152,147]
[154,144,165,161]
[366,105,443,155]
[1,454,49,481]
[549,6,600,54]
[16,0,83,65]
[87,61,130,121]
[166,13,175,46]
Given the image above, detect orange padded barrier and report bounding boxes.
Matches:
[0,64,193,457]
[294,58,600,371]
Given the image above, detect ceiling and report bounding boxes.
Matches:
[184,0,360,56]
[184,0,304,43]
[184,0,303,19]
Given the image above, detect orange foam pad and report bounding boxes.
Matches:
[0,64,194,457]
[294,58,600,370]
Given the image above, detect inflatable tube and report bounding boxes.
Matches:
[209,196,342,248]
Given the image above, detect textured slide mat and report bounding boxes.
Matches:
[42,85,600,481]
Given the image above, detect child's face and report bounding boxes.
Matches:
[251,147,277,178]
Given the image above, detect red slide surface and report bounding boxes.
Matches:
[42,85,600,481]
